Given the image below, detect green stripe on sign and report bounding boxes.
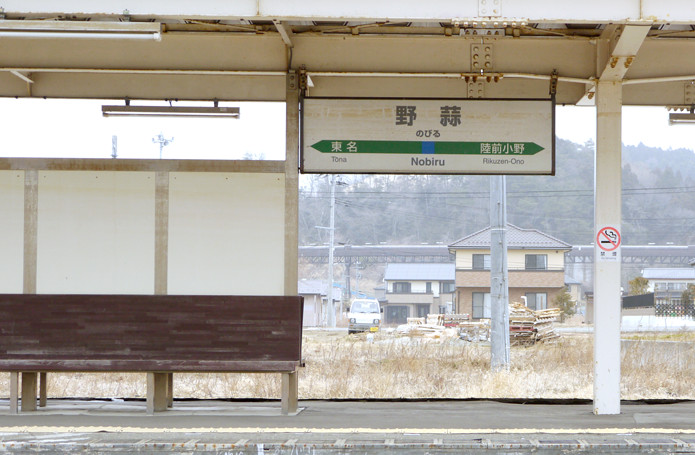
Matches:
[311,140,544,155]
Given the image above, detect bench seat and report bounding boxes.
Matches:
[0,294,303,415]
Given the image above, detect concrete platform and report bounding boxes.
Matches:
[1,398,695,453]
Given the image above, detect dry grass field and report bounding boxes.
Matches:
[1,330,694,401]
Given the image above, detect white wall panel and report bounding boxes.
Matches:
[0,171,24,293]
[168,172,285,295]
[37,171,155,294]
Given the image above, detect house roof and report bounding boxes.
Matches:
[384,263,455,281]
[642,268,695,280]
[448,224,571,250]
[298,279,342,300]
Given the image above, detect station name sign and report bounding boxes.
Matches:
[301,98,555,175]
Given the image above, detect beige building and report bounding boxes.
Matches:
[449,224,571,319]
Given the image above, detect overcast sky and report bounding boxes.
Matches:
[0,99,692,160]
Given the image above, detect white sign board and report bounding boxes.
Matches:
[596,225,621,262]
[301,98,555,175]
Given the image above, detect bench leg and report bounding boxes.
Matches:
[21,373,37,412]
[167,373,173,408]
[147,373,168,415]
[39,373,47,407]
[281,371,298,415]
[9,372,19,414]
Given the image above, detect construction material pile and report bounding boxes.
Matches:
[458,320,491,342]
[397,314,469,339]
[509,303,561,345]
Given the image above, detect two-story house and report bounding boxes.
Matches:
[448,224,572,319]
[642,267,695,310]
[381,263,456,324]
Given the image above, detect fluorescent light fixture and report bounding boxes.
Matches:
[102,105,241,119]
[0,20,161,40]
[669,110,695,125]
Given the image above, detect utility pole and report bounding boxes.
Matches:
[152,133,174,159]
[343,244,352,313]
[355,261,362,298]
[326,175,337,328]
[111,135,118,159]
[490,175,510,371]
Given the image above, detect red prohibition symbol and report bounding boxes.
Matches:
[597,226,621,251]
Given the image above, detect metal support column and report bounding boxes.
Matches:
[593,81,622,415]
[284,71,301,412]
[285,71,300,296]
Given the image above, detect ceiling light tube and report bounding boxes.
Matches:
[669,112,695,125]
[0,31,161,40]
[0,20,162,40]
[102,105,240,118]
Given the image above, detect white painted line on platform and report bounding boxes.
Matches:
[0,426,695,435]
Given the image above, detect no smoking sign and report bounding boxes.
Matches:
[596,226,621,262]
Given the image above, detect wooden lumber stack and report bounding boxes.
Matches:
[426,314,444,325]
[509,303,561,345]
[458,320,490,342]
[442,314,471,327]
[399,315,462,339]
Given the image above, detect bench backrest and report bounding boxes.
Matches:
[0,294,303,372]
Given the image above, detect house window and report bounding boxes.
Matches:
[392,282,411,293]
[526,292,547,310]
[472,292,491,319]
[386,305,409,324]
[472,254,491,270]
[417,304,430,318]
[426,282,432,293]
[441,281,456,293]
[525,254,548,270]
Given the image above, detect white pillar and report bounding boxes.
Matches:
[593,81,622,415]
[490,175,510,371]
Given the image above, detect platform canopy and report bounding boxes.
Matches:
[0,0,694,106]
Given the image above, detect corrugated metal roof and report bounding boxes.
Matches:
[642,268,695,280]
[384,263,455,281]
[449,224,571,250]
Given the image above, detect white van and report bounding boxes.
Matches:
[347,298,382,334]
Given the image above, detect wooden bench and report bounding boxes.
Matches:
[0,294,303,415]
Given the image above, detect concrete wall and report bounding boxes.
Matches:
[0,171,23,293]
[621,307,656,317]
[168,172,284,295]
[37,171,155,294]
[1,167,285,296]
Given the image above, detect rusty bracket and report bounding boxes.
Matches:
[549,69,559,96]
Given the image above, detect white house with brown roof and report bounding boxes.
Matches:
[448,224,572,320]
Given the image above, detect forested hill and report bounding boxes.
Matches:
[299,139,695,247]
